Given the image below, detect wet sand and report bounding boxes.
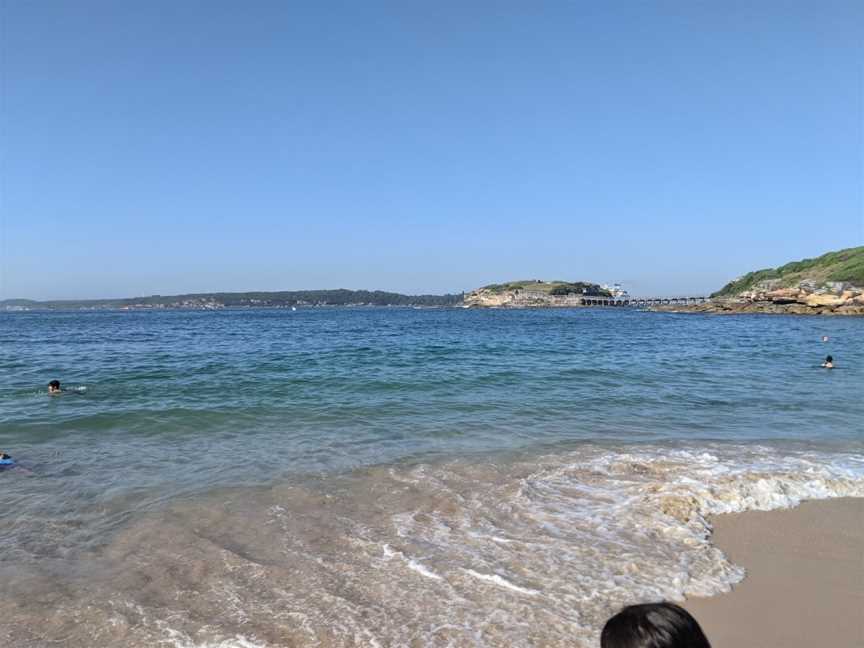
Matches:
[685,497,864,648]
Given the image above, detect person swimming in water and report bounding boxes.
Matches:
[47,380,86,395]
[0,451,20,472]
[822,355,834,369]
[0,451,14,469]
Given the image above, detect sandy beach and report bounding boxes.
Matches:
[686,497,864,648]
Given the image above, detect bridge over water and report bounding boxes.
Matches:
[579,296,709,307]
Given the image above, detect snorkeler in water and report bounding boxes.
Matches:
[0,451,15,470]
[47,380,87,395]
[821,355,834,369]
[0,451,25,473]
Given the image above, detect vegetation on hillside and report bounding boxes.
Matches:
[480,280,610,296]
[548,282,611,296]
[711,247,864,298]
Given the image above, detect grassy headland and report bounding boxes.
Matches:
[480,280,610,296]
[711,246,864,298]
[463,280,611,308]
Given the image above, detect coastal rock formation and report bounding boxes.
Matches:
[654,281,864,316]
[654,247,864,316]
[463,280,611,308]
[803,293,846,308]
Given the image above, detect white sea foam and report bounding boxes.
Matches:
[2,442,862,647]
[462,569,540,596]
[383,543,444,580]
[162,633,269,648]
[152,617,272,648]
[377,443,864,642]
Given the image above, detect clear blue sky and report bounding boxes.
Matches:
[1,1,862,299]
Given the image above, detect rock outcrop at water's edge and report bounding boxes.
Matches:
[652,289,864,316]
[652,247,864,316]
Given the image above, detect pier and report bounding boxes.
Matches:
[579,296,709,307]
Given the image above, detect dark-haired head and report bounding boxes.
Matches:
[826,355,833,363]
[48,380,61,393]
[601,602,711,648]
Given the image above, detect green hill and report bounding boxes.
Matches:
[711,246,864,298]
[480,280,610,296]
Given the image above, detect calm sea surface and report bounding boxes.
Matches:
[1,308,862,647]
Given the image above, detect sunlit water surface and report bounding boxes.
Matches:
[1,308,862,647]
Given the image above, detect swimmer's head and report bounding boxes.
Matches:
[601,602,711,648]
[826,355,833,363]
[48,380,61,393]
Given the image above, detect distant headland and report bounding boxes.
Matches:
[0,289,463,311]
[463,280,613,308]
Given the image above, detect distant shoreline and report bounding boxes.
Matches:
[7,302,864,316]
[0,303,460,313]
[0,289,463,311]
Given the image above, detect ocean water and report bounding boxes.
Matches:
[1,308,862,648]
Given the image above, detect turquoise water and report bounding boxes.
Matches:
[1,308,862,647]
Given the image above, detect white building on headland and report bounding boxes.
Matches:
[601,283,630,298]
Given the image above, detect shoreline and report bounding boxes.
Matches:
[684,497,864,648]
[650,302,864,316]
[1,452,862,646]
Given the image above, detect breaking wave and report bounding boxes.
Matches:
[1,442,861,647]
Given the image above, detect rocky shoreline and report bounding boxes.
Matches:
[651,284,864,316]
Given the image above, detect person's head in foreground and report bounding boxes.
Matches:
[601,602,711,648]
[48,380,61,393]
[822,355,834,369]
